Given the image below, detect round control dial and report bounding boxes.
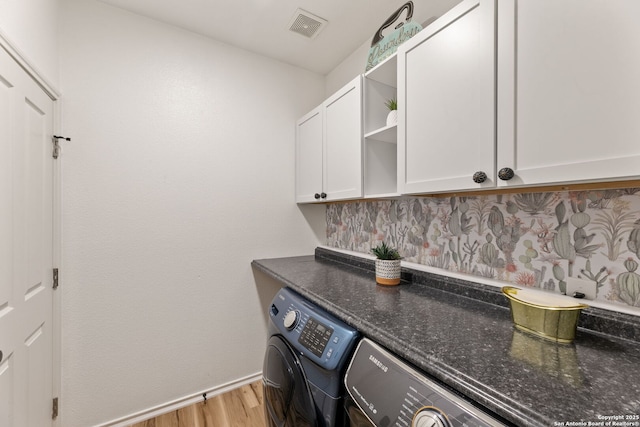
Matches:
[283,310,300,330]
[412,407,450,427]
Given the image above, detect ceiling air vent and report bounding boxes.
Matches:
[288,9,327,39]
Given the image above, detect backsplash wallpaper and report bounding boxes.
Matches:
[326,188,640,313]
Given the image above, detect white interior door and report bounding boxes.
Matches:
[0,47,55,427]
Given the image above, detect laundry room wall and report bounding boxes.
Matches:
[0,0,60,86]
[58,0,325,425]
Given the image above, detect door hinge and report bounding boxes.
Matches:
[52,135,71,159]
[52,397,58,420]
[53,268,59,290]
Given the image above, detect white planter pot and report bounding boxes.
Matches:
[386,110,398,126]
[375,259,401,286]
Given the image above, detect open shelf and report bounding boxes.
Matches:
[363,53,399,197]
[365,123,397,144]
[365,54,397,87]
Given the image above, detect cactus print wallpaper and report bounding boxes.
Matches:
[326,188,640,313]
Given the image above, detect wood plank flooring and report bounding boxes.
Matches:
[128,381,266,427]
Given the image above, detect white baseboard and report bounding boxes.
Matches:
[96,372,263,427]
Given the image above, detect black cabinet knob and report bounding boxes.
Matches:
[472,171,487,183]
[314,193,321,199]
[498,167,515,181]
[320,192,327,199]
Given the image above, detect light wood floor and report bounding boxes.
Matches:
[128,381,266,427]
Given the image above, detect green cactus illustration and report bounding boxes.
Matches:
[426,242,450,269]
[579,259,608,295]
[553,198,599,277]
[463,237,479,269]
[518,240,539,270]
[617,258,640,307]
[469,196,492,235]
[505,200,519,215]
[448,198,473,236]
[517,239,546,286]
[477,234,505,278]
[627,219,640,259]
[448,198,474,271]
[513,192,556,215]
[487,206,526,267]
[552,262,567,294]
[534,265,548,288]
[431,223,442,244]
[592,200,635,261]
[406,199,433,249]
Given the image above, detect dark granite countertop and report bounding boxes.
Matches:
[252,248,640,427]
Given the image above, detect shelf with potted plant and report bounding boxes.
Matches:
[364,55,397,138]
[364,98,397,143]
[363,54,399,198]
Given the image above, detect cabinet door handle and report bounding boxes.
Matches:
[473,171,487,183]
[314,193,321,199]
[320,192,327,199]
[498,167,515,181]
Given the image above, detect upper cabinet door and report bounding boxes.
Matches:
[398,0,496,195]
[295,106,323,203]
[497,0,640,187]
[323,75,363,201]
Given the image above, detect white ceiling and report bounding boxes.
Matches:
[98,0,461,75]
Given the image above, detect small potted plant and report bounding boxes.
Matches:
[371,242,402,285]
[385,97,398,126]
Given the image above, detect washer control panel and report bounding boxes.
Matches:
[269,287,358,370]
[298,317,334,358]
[344,339,508,427]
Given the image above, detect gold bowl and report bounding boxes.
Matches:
[502,286,589,343]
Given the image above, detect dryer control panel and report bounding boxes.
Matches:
[269,287,359,371]
[344,339,508,427]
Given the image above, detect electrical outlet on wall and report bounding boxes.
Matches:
[565,277,597,300]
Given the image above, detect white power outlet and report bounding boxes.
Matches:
[565,277,597,300]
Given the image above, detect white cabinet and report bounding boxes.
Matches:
[397,0,496,195]
[295,106,323,202]
[295,75,363,203]
[397,0,640,196]
[496,0,640,187]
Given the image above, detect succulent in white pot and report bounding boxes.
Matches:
[385,98,398,126]
[371,242,402,286]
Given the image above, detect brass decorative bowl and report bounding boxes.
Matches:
[502,286,589,343]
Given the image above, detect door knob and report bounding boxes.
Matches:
[314,193,321,199]
[320,192,327,199]
[472,171,487,183]
[498,167,515,181]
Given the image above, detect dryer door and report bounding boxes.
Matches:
[263,335,318,427]
[344,395,374,427]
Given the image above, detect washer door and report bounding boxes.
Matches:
[263,335,318,427]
